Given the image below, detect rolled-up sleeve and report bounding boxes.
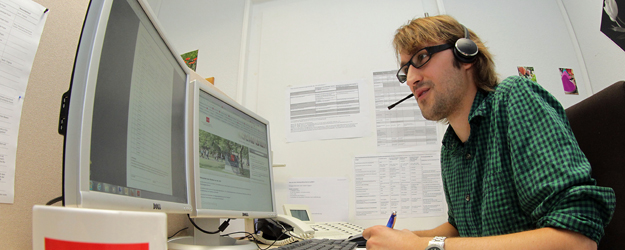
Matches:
[506,79,616,243]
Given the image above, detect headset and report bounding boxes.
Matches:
[453,25,479,63]
[388,24,479,110]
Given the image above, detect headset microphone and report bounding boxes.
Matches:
[387,93,414,110]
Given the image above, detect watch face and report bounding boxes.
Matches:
[426,247,441,250]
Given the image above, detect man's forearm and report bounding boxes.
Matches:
[410,225,595,250]
[412,222,459,237]
[444,227,595,250]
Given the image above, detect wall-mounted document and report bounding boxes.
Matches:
[353,152,445,219]
[0,0,48,204]
[286,80,371,142]
[287,177,349,222]
[373,70,439,152]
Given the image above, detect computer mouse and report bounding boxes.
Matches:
[348,235,367,247]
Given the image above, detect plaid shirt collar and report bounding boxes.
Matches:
[442,88,492,149]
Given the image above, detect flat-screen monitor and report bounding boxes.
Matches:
[61,0,192,213]
[168,80,277,249]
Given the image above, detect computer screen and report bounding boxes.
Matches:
[61,0,191,213]
[168,80,276,248]
[192,80,275,217]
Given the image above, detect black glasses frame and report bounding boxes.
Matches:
[396,44,453,83]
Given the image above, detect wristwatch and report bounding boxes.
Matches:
[425,236,446,250]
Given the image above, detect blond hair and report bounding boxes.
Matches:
[393,15,498,91]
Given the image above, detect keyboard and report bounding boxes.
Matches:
[274,238,357,250]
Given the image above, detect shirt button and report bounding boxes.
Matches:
[465,154,472,159]
[465,195,471,201]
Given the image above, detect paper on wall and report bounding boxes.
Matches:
[286,80,371,142]
[287,177,349,222]
[353,151,445,219]
[373,70,439,152]
[0,0,48,204]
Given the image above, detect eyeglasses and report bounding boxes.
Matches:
[396,44,453,83]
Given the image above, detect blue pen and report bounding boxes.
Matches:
[347,211,396,242]
[386,211,397,228]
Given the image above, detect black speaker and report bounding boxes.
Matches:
[453,25,478,63]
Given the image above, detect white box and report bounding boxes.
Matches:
[32,205,167,250]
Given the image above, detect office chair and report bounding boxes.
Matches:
[565,81,624,249]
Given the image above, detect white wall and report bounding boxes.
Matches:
[561,0,625,92]
[442,0,625,97]
[244,0,450,230]
[243,0,625,231]
[146,0,247,99]
[444,0,593,108]
[149,0,625,232]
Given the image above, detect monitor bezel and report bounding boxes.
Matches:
[191,80,277,219]
[62,0,192,213]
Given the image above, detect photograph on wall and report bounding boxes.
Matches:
[180,49,198,71]
[517,66,537,83]
[559,68,579,95]
[601,0,625,51]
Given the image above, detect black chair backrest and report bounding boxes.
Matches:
[565,81,624,249]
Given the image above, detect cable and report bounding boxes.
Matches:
[184,218,274,250]
[222,231,272,250]
[186,216,309,249]
[267,218,309,241]
[46,196,63,205]
[168,227,189,240]
[254,230,301,246]
[187,214,231,234]
[250,218,311,247]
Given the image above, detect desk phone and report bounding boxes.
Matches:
[283,204,365,240]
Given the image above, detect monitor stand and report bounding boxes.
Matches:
[168,218,258,250]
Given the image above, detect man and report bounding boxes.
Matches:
[361,15,615,250]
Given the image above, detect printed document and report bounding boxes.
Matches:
[353,152,445,219]
[373,70,439,152]
[0,0,48,204]
[286,80,371,142]
[288,177,349,222]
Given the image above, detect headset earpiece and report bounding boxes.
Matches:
[453,25,478,63]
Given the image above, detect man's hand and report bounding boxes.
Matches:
[362,225,430,250]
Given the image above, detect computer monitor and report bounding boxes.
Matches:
[168,80,277,249]
[60,0,192,213]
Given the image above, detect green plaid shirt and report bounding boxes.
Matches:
[441,76,615,244]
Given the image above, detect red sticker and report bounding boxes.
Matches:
[45,238,149,250]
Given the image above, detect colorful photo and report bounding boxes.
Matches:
[559,68,579,95]
[517,66,537,82]
[181,49,198,71]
